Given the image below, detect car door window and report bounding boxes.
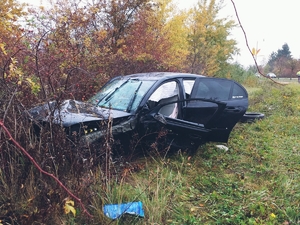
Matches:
[232,83,247,99]
[148,81,179,118]
[183,79,195,99]
[193,79,232,101]
[184,78,233,125]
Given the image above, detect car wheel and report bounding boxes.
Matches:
[240,112,265,123]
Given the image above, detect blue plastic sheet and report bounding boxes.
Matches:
[103,201,145,220]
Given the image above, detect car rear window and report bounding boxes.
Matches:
[191,78,247,101]
[232,83,247,99]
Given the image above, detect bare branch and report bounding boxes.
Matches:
[230,0,284,84]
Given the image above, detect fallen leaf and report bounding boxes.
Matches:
[64,200,76,216]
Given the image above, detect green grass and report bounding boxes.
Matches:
[275,77,299,83]
[87,81,300,225]
[1,79,300,224]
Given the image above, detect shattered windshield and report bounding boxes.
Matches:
[88,78,155,112]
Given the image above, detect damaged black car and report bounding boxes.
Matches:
[27,72,248,152]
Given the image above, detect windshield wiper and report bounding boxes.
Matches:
[98,79,130,105]
[126,81,142,112]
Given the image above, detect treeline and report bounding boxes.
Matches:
[1,0,238,105]
[265,43,300,78]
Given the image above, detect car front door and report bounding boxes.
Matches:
[141,78,213,148]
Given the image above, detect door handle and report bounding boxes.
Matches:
[225,107,241,113]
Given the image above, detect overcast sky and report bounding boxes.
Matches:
[20,0,299,67]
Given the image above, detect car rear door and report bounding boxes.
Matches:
[182,77,248,142]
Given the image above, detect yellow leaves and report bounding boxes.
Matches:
[0,43,7,55]
[186,0,237,75]
[251,47,261,56]
[26,77,41,95]
[0,0,26,37]
[135,53,152,62]
[63,199,76,217]
[6,12,14,20]
[57,15,68,24]
[5,57,41,95]
[89,6,99,14]
[83,37,92,48]
[97,30,108,41]
[8,58,24,82]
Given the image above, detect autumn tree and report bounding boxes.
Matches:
[157,0,189,71]
[118,0,189,72]
[21,0,158,101]
[0,0,26,66]
[23,0,192,101]
[0,0,40,104]
[287,58,298,79]
[92,0,189,74]
[0,0,26,44]
[185,0,237,76]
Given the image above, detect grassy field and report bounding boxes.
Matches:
[94,80,300,225]
[1,79,300,224]
[264,77,299,85]
[275,77,299,83]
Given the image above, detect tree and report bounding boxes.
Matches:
[153,0,189,71]
[267,43,292,75]
[185,0,237,76]
[0,0,38,104]
[0,0,27,64]
[0,0,26,40]
[21,0,154,101]
[287,58,298,79]
[277,43,292,59]
[121,0,189,72]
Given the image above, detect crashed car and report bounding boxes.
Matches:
[27,72,248,151]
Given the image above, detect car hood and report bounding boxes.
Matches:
[27,99,132,127]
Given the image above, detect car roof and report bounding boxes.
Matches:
[117,72,206,81]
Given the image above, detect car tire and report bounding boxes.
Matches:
[240,112,265,123]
